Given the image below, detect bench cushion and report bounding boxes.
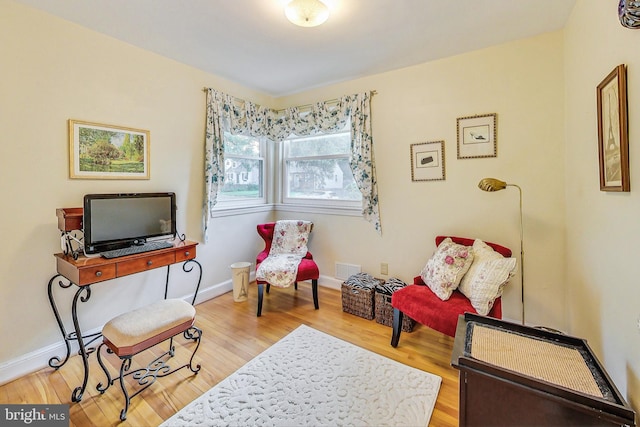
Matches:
[102,299,196,357]
[391,278,502,338]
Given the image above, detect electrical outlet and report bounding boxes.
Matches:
[381,262,388,275]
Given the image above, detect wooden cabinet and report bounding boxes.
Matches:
[451,314,635,427]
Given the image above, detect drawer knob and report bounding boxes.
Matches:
[185,251,190,256]
[147,260,153,266]
[95,271,102,277]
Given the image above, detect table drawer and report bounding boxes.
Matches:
[176,245,197,262]
[78,264,117,285]
[116,252,176,276]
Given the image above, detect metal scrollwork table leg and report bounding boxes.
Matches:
[47,257,202,404]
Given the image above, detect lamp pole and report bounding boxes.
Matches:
[478,178,525,326]
[507,183,525,325]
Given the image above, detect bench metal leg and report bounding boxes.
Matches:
[96,326,202,421]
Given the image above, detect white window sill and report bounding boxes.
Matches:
[210,203,273,218]
[274,203,362,217]
[210,203,362,218]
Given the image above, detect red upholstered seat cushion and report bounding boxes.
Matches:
[256,222,318,284]
[391,276,502,338]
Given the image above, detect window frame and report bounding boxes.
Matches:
[279,128,363,212]
[212,133,269,212]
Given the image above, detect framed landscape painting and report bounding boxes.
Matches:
[69,120,150,180]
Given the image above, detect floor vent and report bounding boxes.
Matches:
[335,263,361,280]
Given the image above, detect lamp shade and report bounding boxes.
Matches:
[285,0,330,27]
[478,178,507,192]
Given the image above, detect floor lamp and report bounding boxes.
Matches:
[478,178,525,325]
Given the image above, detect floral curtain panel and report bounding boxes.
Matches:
[203,89,381,239]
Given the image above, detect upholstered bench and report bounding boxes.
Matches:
[96,298,202,421]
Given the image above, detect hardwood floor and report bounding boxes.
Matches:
[1,284,459,426]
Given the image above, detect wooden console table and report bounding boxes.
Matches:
[451,313,635,426]
[47,239,201,403]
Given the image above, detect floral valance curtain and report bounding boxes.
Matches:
[203,88,381,239]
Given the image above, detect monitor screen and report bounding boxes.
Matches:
[83,192,176,254]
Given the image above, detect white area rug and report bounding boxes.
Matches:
[160,324,441,426]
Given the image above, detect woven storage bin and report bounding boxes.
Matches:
[375,278,415,332]
[341,273,383,320]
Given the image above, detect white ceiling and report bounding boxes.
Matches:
[14,0,577,96]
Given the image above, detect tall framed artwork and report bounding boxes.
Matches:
[596,64,629,192]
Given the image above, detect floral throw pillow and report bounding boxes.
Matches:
[458,239,517,315]
[420,238,474,301]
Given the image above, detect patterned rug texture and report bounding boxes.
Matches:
[160,324,441,426]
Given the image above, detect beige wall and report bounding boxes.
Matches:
[279,31,567,330]
[0,0,274,378]
[564,0,640,408]
[1,0,567,383]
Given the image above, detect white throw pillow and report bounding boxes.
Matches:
[459,239,503,289]
[420,237,474,301]
[458,239,517,315]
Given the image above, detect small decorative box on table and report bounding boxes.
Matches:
[341,273,383,320]
[375,278,415,332]
[451,313,635,427]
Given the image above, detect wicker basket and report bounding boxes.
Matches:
[341,273,383,320]
[375,278,415,332]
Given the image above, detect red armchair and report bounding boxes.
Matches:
[391,236,511,346]
[255,222,320,316]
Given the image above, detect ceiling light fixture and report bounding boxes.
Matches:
[285,0,330,27]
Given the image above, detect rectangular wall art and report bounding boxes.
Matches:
[410,141,445,181]
[596,64,629,192]
[457,113,497,159]
[69,119,150,180]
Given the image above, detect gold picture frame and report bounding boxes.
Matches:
[457,113,497,159]
[597,64,629,192]
[410,141,445,181]
[69,119,150,180]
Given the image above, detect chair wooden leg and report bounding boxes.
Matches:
[257,283,264,317]
[294,282,298,290]
[266,283,270,294]
[391,308,403,347]
[312,279,319,309]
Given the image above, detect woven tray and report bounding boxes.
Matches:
[466,322,610,400]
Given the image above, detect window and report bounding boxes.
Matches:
[217,133,265,206]
[282,125,362,209]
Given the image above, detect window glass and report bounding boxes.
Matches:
[283,126,362,206]
[218,133,264,203]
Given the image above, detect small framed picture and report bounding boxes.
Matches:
[410,141,445,181]
[597,64,629,192]
[456,113,497,159]
[69,119,150,180]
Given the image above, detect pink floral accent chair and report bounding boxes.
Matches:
[255,222,319,316]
